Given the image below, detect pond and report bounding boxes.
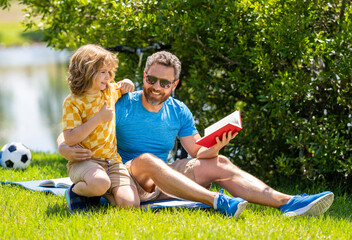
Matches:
[0,45,71,153]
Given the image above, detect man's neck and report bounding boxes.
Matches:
[141,92,164,113]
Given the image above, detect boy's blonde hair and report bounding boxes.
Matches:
[67,44,118,96]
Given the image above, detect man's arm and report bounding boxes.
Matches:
[57,133,92,162]
[179,133,202,158]
[180,131,237,159]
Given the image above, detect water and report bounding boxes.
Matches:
[0,45,71,153]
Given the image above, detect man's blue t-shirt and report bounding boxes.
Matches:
[115,91,198,163]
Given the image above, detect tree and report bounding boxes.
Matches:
[2,0,351,187]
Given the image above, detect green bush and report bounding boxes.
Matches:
[2,0,351,187]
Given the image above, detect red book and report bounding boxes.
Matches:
[195,110,242,148]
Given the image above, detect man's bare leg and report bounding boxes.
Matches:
[192,155,292,208]
[111,185,140,208]
[130,153,217,206]
[102,186,140,208]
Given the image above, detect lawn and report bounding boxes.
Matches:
[0,152,351,240]
[0,1,42,47]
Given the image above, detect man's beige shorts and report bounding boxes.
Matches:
[67,158,136,195]
[125,158,205,202]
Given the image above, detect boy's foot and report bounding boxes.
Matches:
[279,191,334,217]
[65,184,101,212]
[216,192,248,218]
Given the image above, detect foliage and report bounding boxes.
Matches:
[1,0,351,186]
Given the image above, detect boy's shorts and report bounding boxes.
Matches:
[125,158,210,202]
[67,158,136,196]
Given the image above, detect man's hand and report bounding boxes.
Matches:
[97,101,114,122]
[117,79,135,94]
[212,131,238,152]
[196,131,238,159]
[58,143,92,162]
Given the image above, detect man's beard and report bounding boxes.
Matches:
[143,85,172,106]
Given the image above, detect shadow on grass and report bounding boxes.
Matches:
[46,200,113,218]
[31,152,68,176]
[324,194,352,220]
[45,200,214,219]
[144,206,212,215]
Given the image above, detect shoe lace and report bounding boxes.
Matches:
[217,189,230,210]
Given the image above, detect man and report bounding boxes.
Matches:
[58,51,334,217]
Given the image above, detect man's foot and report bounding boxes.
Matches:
[279,191,334,217]
[216,192,248,218]
[65,184,101,212]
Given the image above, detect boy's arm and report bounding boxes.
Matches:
[179,131,237,159]
[117,79,135,95]
[63,101,114,146]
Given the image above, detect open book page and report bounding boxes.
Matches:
[39,177,73,188]
[204,111,241,136]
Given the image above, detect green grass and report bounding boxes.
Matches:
[1,152,352,239]
[0,21,43,46]
[0,21,27,46]
[0,2,43,47]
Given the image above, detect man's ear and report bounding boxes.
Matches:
[172,79,180,90]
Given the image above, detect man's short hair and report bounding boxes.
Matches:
[144,51,181,80]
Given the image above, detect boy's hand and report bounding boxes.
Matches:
[97,101,114,122]
[117,79,135,93]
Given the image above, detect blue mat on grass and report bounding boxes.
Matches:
[0,178,69,196]
[140,199,210,209]
[0,178,210,209]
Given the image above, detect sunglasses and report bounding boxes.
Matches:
[145,72,176,89]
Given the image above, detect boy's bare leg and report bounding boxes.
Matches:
[192,155,292,208]
[73,168,111,197]
[130,154,217,206]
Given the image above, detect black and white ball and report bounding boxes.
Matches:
[0,142,32,170]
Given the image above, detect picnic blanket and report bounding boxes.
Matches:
[0,178,210,210]
[0,178,68,196]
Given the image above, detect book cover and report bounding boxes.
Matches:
[195,110,242,148]
[38,177,73,188]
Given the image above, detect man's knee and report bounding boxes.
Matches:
[217,155,243,173]
[139,153,161,162]
[201,154,231,165]
[218,155,231,164]
[134,153,165,170]
[212,155,240,170]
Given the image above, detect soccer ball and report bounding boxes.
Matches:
[0,142,32,170]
